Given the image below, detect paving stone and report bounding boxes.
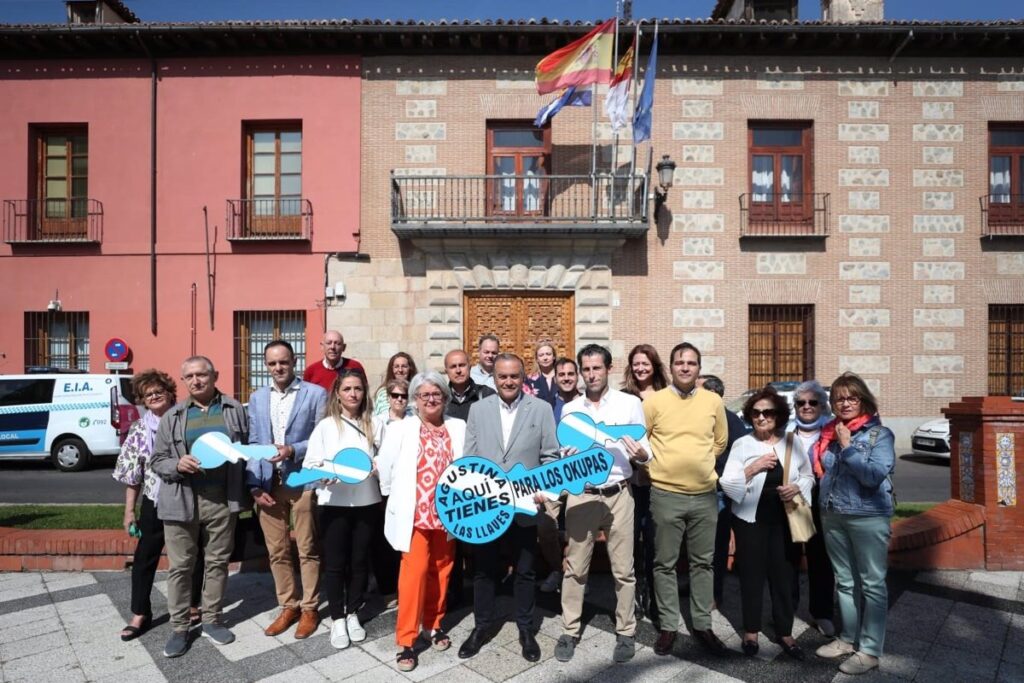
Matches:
[0,574,45,602]
[256,663,328,682]
[998,659,1024,683]
[934,611,1009,657]
[0,628,69,662]
[422,666,493,682]
[916,570,969,590]
[92,662,167,683]
[308,646,383,681]
[0,613,63,644]
[1,644,80,680]
[41,572,97,593]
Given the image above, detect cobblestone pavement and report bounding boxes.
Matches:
[1,568,1022,682]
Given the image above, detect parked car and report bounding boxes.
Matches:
[0,373,138,472]
[911,418,951,459]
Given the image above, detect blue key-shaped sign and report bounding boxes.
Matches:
[434,447,614,544]
[191,432,278,469]
[285,447,374,488]
[557,412,647,453]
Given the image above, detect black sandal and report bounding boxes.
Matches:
[397,647,418,672]
[432,629,451,651]
[120,614,151,642]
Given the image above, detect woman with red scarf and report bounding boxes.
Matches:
[813,373,895,676]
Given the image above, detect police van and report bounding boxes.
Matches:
[0,373,138,472]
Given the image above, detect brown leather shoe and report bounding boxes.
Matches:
[294,610,320,639]
[654,630,676,656]
[264,607,301,637]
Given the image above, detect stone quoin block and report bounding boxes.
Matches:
[682,237,715,256]
[922,239,955,257]
[913,309,964,327]
[839,169,890,186]
[672,122,725,140]
[849,238,881,257]
[923,378,956,397]
[848,100,880,119]
[674,168,724,186]
[848,146,881,164]
[672,260,725,280]
[404,99,437,118]
[923,146,955,165]
[922,101,956,119]
[913,124,964,142]
[913,169,964,187]
[913,215,964,233]
[756,253,807,275]
[685,332,716,352]
[997,254,1024,275]
[757,72,805,90]
[395,122,446,140]
[839,123,890,141]
[672,308,725,327]
[839,262,890,280]
[913,81,964,97]
[838,80,889,97]
[404,145,436,163]
[681,100,714,117]
[914,262,965,280]
[682,285,715,304]
[923,191,955,210]
[923,284,956,304]
[848,191,880,210]
[913,355,964,374]
[840,309,891,327]
[849,332,882,350]
[923,332,956,350]
[396,80,447,95]
[839,355,891,374]
[672,78,724,96]
[849,285,881,304]
[681,145,715,163]
[672,213,725,232]
[839,214,891,233]
[682,190,715,209]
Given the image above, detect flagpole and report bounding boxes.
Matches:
[610,5,621,179]
[628,21,642,204]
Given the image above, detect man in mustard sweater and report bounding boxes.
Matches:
[642,342,728,657]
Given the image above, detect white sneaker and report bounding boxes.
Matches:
[330,619,350,649]
[346,613,366,643]
[839,651,879,675]
[815,618,836,638]
[539,571,563,593]
[815,638,855,659]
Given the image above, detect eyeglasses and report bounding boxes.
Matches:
[751,409,777,419]
[389,393,408,400]
[143,390,167,400]
[833,396,862,405]
[416,392,444,402]
[795,399,819,408]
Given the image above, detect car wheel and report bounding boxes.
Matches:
[52,437,91,472]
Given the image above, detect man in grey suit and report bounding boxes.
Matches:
[458,353,559,663]
[246,340,329,640]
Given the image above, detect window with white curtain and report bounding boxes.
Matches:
[487,122,550,217]
[990,126,1024,204]
[24,312,89,371]
[749,122,812,218]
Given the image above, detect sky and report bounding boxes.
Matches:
[0,0,1021,24]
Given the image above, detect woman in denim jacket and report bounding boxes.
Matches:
[811,372,894,676]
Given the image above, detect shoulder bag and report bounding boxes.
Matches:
[782,432,816,542]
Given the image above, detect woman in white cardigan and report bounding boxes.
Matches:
[720,386,813,661]
[376,370,466,673]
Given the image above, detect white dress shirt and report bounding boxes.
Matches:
[498,392,523,450]
[269,377,300,469]
[561,387,651,485]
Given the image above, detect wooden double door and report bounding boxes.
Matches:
[464,292,574,370]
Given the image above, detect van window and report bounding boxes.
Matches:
[0,379,55,407]
[119,377,135,404]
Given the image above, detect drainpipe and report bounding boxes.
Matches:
[136,31,158,335]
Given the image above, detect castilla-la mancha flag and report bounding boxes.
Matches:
[535,19,616,95]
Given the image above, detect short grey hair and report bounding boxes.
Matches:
[181,355,215,374]
[794,380,832,417]
[409,371,451,405]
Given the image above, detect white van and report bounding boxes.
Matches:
[0,373,138,472]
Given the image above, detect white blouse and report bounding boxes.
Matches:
[719,433,814,524]
[304,416,382,508]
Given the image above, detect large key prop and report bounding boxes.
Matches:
[191,432,374,488]
[435,412,647,544]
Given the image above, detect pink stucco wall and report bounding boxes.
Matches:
[0,56,361,397]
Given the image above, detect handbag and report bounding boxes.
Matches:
[782,432,816,542]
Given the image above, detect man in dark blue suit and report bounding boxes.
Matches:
[246,340,328,640]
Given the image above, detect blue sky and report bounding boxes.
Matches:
[0,0,1021,24]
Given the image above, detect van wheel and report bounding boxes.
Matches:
[52,437,91,472]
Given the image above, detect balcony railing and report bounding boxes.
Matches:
[227,198,312,241]
[391,173,648,238]
[739,193,830,238]
[981,195,1024,236]
[3,198,103,244]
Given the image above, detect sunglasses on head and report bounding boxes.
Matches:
[795,399,819,407]
[751,409,777,419]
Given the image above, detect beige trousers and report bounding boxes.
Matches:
[164,487,236,632]
[560,485,636,637]
[258,483,321,611]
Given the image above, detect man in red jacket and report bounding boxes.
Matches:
[302,330,365,391]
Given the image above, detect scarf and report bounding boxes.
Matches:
[143,410,163,499]
[795,414,830,432]
[812,412,876,478]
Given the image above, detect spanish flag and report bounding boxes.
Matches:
[535,19,616,95]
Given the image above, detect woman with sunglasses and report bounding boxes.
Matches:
[788,380,836,638]
[376,371,466,672]
[373,378,410,451]
[720,386,812,660]
[304,369,382,650]
[813,373,895,676]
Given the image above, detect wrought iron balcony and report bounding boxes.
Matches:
[390,173,649,238]
[981,195,1024,237]
[3,198,103,244]
[739,193,830,238]
[227,198,312,241]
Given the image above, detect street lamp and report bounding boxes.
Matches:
[655,154,676,207]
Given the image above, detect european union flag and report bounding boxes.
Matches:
[632,29,658,143]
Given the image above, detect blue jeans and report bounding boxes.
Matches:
[822,512,891,657]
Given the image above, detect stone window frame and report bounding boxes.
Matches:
[988,304,1024,396]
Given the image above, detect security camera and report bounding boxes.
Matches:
[47,300,62,312]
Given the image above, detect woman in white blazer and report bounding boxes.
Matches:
[720,386,813,661]
[376,370,466,673]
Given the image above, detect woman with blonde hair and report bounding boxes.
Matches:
[305,368,382,650]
